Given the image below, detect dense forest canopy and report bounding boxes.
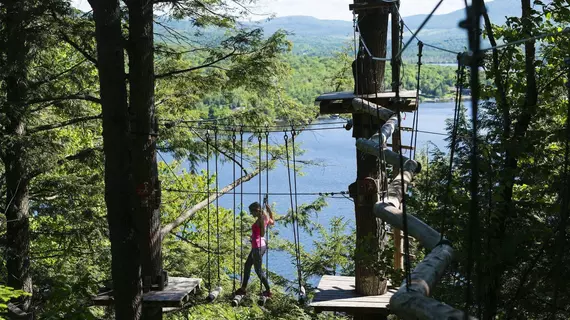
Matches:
[0,0,568,319]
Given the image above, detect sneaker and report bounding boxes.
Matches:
[235,288,247,296]
[262,290,272,298]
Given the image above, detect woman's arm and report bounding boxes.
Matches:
[264,199,275,226]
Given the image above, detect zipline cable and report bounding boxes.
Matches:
[441,56,465,241]
[394,0,444,61]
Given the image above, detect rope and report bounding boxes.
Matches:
[412,42,424,160]
[265,128,270,289]
[206,130,211,292]
[479,27,570,53]
[423,42,461,55]
[214,127,221,285]
[284,131,303,297]
[232,130,237,293]
[180,126,346,134]
[394,0,444,61]
[291,128,304,297]
[240,127,244,282]
[163,190,353,196]
[394,34,413,292]
[393,5,461,57]
[441,56,465,241]
[257,131,263,297]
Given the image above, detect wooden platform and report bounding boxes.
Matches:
[310,275,396,315]
[316,90,417,114]
[93,277,202,308]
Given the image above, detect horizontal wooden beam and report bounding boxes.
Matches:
[317,91,417,115]
[349,1,395,14]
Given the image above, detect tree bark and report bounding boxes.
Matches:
[3,0,33,311]
[89,0,143,319]
[126,0,162,318]
[351,1,390,301]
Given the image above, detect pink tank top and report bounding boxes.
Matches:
[251,216,269,248]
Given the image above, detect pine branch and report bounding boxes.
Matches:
[26,94,102,106]
[30,59,88,89]
[59,32,98,67]
[155,49,237,79]
[188,127,247,175]
[28,114,102,134]
[28,147,102,179]
[172,233,226,254]
[160,161,271,238]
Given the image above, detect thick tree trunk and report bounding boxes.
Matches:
[89,0,143,319]
[3,0,32,311]
[126,0,162,318]
[351,2,389,301]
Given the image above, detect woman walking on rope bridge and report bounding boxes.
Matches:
[235,197,274,298]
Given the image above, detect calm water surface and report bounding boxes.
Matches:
[180,101,467,283]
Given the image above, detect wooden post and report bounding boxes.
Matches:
[350,0,390,313]
[390,2,404,271]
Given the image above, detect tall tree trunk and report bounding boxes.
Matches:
[126,0,162,318]
[89,0,143,319]
[351,1,389,309]
[4,0,32,311]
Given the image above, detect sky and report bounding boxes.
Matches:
[71,0,483,20]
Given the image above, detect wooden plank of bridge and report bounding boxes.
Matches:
[316,91,417,114]
[310,275,396,315]
[93,277,202,308]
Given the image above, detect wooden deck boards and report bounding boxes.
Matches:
[310,275,396,315]
[316,90,416,101]
[316,91,418,114]
[93,277,202,308]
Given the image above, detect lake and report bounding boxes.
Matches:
[185,101,465,284]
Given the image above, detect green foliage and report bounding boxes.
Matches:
[408,1,570,317]
[0,286,29,317]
